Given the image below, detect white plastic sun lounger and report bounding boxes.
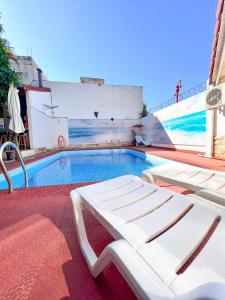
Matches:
[143,161,225,205]
[70,175,225,299]
[135,135,152,147]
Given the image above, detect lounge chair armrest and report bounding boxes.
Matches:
[96,239,172,300]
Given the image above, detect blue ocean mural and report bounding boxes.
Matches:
[68,119,137,144]
[160,110,206,133]
[68,109,206,146]
[69,127,134,144]
[150,110,206,146]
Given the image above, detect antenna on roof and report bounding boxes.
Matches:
[174,79,182,103]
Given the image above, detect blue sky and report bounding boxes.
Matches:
[1,0,218,110]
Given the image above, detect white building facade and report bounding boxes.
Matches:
[47,81,143,120]
[10,56,143,149]
[47,80,143,146]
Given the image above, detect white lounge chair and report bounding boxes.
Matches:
[70,175,225,299]
[135,135,151,147]
[143,161,225,205]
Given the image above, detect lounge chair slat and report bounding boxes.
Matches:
[187,171,214,184]
[80,175,139,194]
[204,174,225,190]
[96,183,157,211]
[111,188,174,223]
[170,168,201,180]
[171,218,225,296]
[151,162,185,174]
[162,166,194,177]
[93,180,144,202]
[117,194,192,247]
[143,162,225,204]
[138,202,219,283]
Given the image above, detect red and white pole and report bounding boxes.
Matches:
[174,80,182,103]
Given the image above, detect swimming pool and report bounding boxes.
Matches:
[0,149,169,189]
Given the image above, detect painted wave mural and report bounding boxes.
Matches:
[69,127,134,144]
[160,110,206,133]
[68,110,206,146]
[68,119,139,145]
[151,110,206,146]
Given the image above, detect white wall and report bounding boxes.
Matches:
[140,92,206,152]
[215,107,225,136]
[45,81,143,119]
[27,90,52,117]
[151,92,205,122]
[212,106,225,158]
[26,90,69,149]
[205,82,225,157]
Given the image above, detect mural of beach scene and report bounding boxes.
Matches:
[151,110,206,146]
[140,93,207,149]
[68,119,138,145]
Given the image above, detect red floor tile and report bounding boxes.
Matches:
[0,185,136,300]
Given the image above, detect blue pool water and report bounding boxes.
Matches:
[0,149,169,189]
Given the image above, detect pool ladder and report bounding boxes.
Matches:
[0,142,28,193]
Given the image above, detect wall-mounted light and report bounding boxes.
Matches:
[94,111,99,118]
[111,117,114,121]
[43,104,59,117]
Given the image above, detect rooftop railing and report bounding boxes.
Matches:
[150,81,207,113]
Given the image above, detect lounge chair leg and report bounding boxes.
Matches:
[71,191,126,279]
[71,191,98,273]
[143,173,156,184]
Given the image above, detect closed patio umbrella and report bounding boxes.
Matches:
[7,84,25,134]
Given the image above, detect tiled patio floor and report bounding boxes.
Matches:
[0,184,137,300]
[0,147,225,299]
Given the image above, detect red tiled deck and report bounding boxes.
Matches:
[1,147,225,299]
[0,185,136,300]
[130,146,225,171]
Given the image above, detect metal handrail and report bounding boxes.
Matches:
[0,141,28,193]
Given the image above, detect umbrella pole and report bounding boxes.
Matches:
[8,132,20,160]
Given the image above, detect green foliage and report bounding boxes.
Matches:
[140,103,148,118]
[0,15,21,104]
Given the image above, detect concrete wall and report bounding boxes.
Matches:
[26,90,68,149]
[45,81,143,119]
[215,106,225,136]
[27,89,52,117]
[10,56,47,85]
[213,106,225,158]
[205,82,225,159]
[140,92,206,152]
